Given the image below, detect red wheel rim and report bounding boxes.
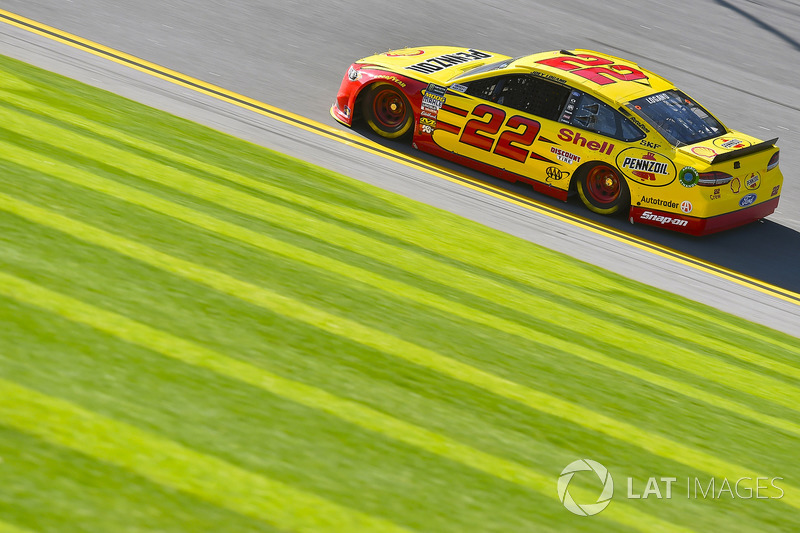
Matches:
[585,165,621,204]
[372,89,406,129]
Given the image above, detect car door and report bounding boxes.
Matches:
[431,74,571,184]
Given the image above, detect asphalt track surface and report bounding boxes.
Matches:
[1,1,799,336]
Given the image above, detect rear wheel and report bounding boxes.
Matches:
[576,163,630,215]
[362,83,413,139]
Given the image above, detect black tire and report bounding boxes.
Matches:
[576,163,630,215]
[362,83,413,139]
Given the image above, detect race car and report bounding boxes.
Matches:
[331,47,783,235]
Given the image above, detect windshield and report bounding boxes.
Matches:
[628,90,724,146]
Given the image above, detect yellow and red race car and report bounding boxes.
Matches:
[331,47,783,235]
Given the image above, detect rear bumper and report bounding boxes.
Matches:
[629,196,780,236]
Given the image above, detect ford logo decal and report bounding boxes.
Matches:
[739,193,757,207]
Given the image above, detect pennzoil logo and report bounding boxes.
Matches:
[405,49,492,74]
[622,152,668,178]
[616,148,676,186]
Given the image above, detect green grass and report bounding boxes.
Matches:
[1,53,799,532]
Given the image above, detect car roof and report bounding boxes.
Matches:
[455,49,675,104]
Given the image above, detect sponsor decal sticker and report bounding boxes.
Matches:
[373,74,406,87]
[450,83,468,92]
[386,49,425,57]
[713,137,751,150]
[421,83,447,110]
[550,147,581,165]
[691,146,717,158]
[680,200,693,213]
[678,166,699,188]
[558,128,614,155]
[639,211,689,227]
[771,185,780,197]
[405,49,492,74]
[616,148,676,186]
[640,139,661,150]
[739,193,757,207]
[710,188,721,200]
[745,172,760,190]
[730,177,741,193]
[546,167,570,182]
[638,197,679,208]
[347,66,360,81]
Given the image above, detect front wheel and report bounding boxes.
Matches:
[576,163,630,215]
[362,83,413,139]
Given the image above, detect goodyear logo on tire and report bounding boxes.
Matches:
[615,148,676,187]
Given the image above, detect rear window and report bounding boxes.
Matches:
[628,90,724,146]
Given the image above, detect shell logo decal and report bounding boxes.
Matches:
[385,49,425,57]
[615,148,677,187]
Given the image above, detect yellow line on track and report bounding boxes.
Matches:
[1,8,798,307]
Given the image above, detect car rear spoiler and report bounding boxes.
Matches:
[711,138,778,164]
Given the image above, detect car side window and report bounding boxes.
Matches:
[493,75,570,121]
[464,77,501,100]
[566,93,644,142]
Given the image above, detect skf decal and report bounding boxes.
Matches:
[638,211,689,227]
[713,137,751,150]
[640,139,660,150]
[550,147,581,165]
[745,172,761,190]
[557,128,614,155]
[545,167,570,182]
[406,49,492,74]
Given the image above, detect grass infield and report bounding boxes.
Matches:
[1,54,799,532]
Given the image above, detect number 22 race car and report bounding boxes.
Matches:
[331,47,783,235]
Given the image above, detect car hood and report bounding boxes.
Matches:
[356,46,510,85]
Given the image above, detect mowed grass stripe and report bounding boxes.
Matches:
[0,271,687,533]
[3,90,797,366]
[2,114,800,412]
[0,192,794,509]
[1,144,799,440]
[0,379,410,533]
[0,522,35,533]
